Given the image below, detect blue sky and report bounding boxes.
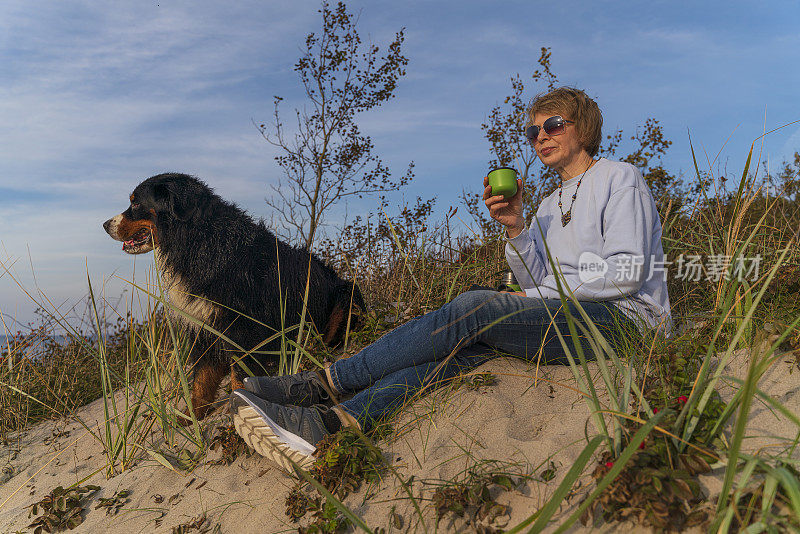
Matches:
[1,0,799,329]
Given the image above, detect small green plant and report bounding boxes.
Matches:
[94,489,131,516]
[85,276,148,477]
[284,428,386,528]
[309,428,386,497]
[580,446,711,530]
[176,448,205,471]
[572,341,724,530]
[429,464,522,531]
[207,424,250,466]
[458,371,498,391]
[27,484,100,533]
[297,497,352,534]
[171,513,220,534]
[285,487,313,522]
[431,474,515,530]
[539,461,557,482]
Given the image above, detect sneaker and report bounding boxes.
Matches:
[243,370,337,407]
[230,389,333,472]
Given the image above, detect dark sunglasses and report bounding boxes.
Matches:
[525,116,575,145]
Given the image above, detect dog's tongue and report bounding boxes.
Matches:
[123,229,149,248]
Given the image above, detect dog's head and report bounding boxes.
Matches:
[103,173,209,254]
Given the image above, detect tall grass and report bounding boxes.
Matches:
[0,261,151,441]
[1,135,799,530]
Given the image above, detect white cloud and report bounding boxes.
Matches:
[0,0,309,188]
[2,0,800,326]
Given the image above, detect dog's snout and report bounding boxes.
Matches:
[104,214,124,239]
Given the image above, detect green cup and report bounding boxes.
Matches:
[488,167,518,199]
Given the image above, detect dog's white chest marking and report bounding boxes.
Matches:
[154,252,216,327]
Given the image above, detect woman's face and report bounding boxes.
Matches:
[530,112,589,172]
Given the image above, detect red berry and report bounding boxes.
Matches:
[605,461,614,468]
[678,395,688,404]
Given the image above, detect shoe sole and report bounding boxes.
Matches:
[231,392,317,473]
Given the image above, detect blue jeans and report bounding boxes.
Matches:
[329,290,638,431]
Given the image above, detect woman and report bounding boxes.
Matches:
[230,87,673,471]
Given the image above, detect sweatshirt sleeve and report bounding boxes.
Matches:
[504,224,548,288]
[533,186,654,300]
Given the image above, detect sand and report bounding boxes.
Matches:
[1,343,798,533]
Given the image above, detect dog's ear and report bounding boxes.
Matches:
[153,183,197,221]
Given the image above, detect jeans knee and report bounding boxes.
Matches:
[447,290,497,318]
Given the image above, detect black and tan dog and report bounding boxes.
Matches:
[104,173,364,421]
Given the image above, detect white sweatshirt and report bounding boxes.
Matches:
[505,157,673,337]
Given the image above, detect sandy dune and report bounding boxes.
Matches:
[1,346,797,533]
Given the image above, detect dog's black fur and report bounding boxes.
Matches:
[103,173,364,420]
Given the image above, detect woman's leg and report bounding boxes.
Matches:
[338,343,496,431]
[229,290,639,466]
[330,290,638,429]
[331,291,635,430]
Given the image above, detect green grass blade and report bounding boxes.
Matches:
[772,465,800,518]
[681,241,793,447]
[504,435,604,533]
[731,142,755,220]
[552,409,669,533]
[380,205,422,291]
[688,134,713,208]
[713,340,762,521]
[292,462,374,533]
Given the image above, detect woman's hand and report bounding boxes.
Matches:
[483,176,525,238]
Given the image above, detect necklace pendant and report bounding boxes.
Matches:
[561,212,572,226]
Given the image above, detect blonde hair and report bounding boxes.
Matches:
[527,87,603,157]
